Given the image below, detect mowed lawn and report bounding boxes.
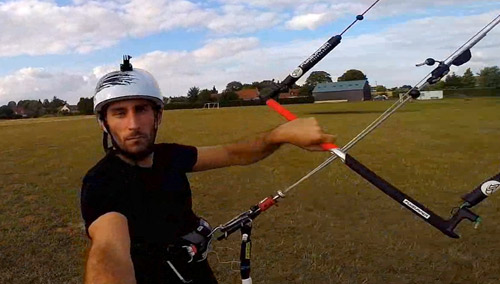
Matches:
[1,97,500,283]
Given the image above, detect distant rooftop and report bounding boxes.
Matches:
[313,80,368,93]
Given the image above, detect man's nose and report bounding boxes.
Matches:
[126,113,140,130]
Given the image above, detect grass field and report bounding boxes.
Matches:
[1,97,500,283]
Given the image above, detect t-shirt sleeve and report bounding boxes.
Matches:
[157,143,198,172]
[80,173,128,237]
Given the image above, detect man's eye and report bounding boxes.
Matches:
[113,112,125,117]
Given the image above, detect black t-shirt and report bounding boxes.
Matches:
[81,143,217,283]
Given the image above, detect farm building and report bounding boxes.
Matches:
[313,80,371,102]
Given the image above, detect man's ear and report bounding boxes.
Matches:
[98,119,108,133]
[156,110,163,126]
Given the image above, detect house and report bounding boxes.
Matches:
[313,80,371,102]
[14,106,27,117]
[236,89,260,100]
[278,88,301,99]
[59,104,79,114]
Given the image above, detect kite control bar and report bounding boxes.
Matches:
[214,102,497,241]
[266,100,497,238]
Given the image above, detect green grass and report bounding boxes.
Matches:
[1,98,500,283]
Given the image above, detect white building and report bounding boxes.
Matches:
[417,90,443,100]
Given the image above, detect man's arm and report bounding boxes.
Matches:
[192,117,336,172]
[85,212,136,284]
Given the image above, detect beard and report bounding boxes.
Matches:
[110,128,156,161]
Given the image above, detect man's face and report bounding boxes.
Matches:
[104,99,161,158]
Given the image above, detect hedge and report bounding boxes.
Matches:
[164,96,315,110]
[443,88,500,98]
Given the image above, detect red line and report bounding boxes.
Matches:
[266,99,339,151]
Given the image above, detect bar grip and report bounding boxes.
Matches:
[266,99,297,120]
[266,99,339,150]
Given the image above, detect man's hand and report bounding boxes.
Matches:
[266,117,337,151]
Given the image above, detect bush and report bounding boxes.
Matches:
[443,88,500,98]
[164,102,205,110]
[163,96,314,110]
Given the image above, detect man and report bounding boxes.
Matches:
[81,56,336,284]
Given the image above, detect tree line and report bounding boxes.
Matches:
[171,69,368,105]
[0,96,96,119]
[0,96,68,119]
[1,66,498,119]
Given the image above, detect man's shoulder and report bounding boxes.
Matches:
[154,143,197,161]
[83,153,124,184]
[155,142,195,152]
[154,143,198,171]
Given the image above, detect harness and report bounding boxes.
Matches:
[131,218,213,283]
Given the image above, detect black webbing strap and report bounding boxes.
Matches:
[240,221,252,282]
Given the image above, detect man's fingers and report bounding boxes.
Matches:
[321,134,337,144]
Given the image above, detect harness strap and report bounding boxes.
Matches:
[240,221,253,284]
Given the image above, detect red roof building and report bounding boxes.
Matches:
[236,89,260,100]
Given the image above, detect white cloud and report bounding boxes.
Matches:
[0,0,279,57]
[286,13,329,30]
[193,37,259,62]
[114,9,500,97]
[205,4,282,34]
[0,68,95,104]
[0,0,497,57]
[1,10,499,105]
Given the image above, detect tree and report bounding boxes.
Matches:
[198,89,214,103]
[461,68,476,88]
[17,100,45,117]
[305,71,332,86]
[42,99,50,109]
[77,97,94,115]
[477,66,500,88]
[298,84,314,97]
[338,69,367,81]
[219,91,240,103]
[42,96,66,114]
[391,85,413,97]
[225,81,243,92]
[257,80,279,90]
[7,101,16,111]
[427,80,445,91]
[444,72,462,89]
[298,71,333,97]
[187,86,200,102]
[375,85,387,92]
[0,105,14,119]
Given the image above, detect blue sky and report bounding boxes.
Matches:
[0,0,499,105]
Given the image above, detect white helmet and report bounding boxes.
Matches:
[93,55,164,114]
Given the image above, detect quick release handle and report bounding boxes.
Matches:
[265,99,339,151]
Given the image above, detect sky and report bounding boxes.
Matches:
[0,0,499,105]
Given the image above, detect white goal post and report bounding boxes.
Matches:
[203,102,220,109]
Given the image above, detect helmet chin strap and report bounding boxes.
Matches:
[101,110,160,163]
